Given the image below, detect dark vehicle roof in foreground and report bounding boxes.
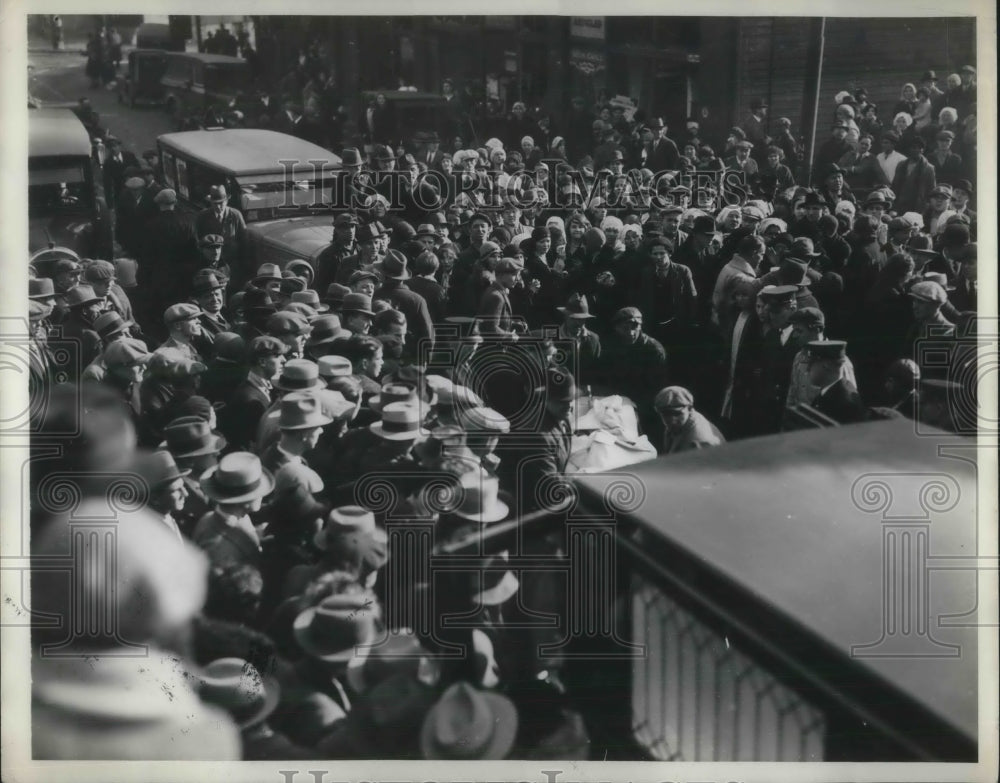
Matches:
[157,129,342,176]
[575,417,978,744]
[29,109,91,159]
[361,90,447,103]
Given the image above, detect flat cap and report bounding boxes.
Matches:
[654,386,694,410]
[84,259,115,281]
[266,311,312,336]
[104,339,152,367]
[164,302,201,325]
[249,335,287,357]
[495,257,524,274]
[789,306,825,329]
[907,281,948,305]
[154,188,177,205]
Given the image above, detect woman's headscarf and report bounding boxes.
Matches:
[599,215,624,235]
[900,82,916,99]
[893,112,913,128]
[550,136,565,151]
[545,215,565,235]
[758,217,788,235]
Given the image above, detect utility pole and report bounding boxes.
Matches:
[800,17,826,187]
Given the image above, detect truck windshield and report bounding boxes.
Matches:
[29,157,93,214]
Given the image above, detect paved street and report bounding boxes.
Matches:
[29,47,174,156]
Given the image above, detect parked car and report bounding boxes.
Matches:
[29,109,112,260]
[134,22,185,51]
[358,89,450,152]
[161,53,252,129]
[156,127,342,281]
[118,49,174,108]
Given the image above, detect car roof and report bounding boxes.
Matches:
[172,52,248,65]
[362,90,448,103]
[29,109,91,159]
[574,418,978,743]
[157,129,342,175]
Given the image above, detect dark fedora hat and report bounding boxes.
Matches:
[293,592,378,663]
[375,249,411,280]
[357,221,391,243]
[341,147,363,167]
[160,415,226,458]
[29,277,57,301]
[341,292,376,316]
[93,311,133,340]
[557,292,596,320]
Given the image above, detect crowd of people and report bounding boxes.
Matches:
[26,58,979,760]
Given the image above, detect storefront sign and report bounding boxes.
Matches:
[570,47,606,74]
[570,16,605,40]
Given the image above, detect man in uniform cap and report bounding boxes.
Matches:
[654,386,725,454]
[783,307,858,416]
[806,340,867,424]
[158,303,205,364]
[195,184,247,280]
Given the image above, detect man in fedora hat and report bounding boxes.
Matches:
[814,121,853,179]
[195,451,276,570]
[196,657,310,761]
[740,98,770,162]
[137,449,191,541]
[806,340,867,424]
[285,590,380,714]
[314,212,360,293]
[191,268,231,348]
[340,292,377,336]
[260,391,333,476]
[31,503,241,760]
[419,682,518,760]
[139,349,208,447]
[161,414,226,535]
[374,249,435,353]
[58,284,104,372]
[304,314,350,362]
[333,221,387,287]
[195,184,247,278]
[554,292,602,386]
[80,312,136,382]
[220,335,286,450]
